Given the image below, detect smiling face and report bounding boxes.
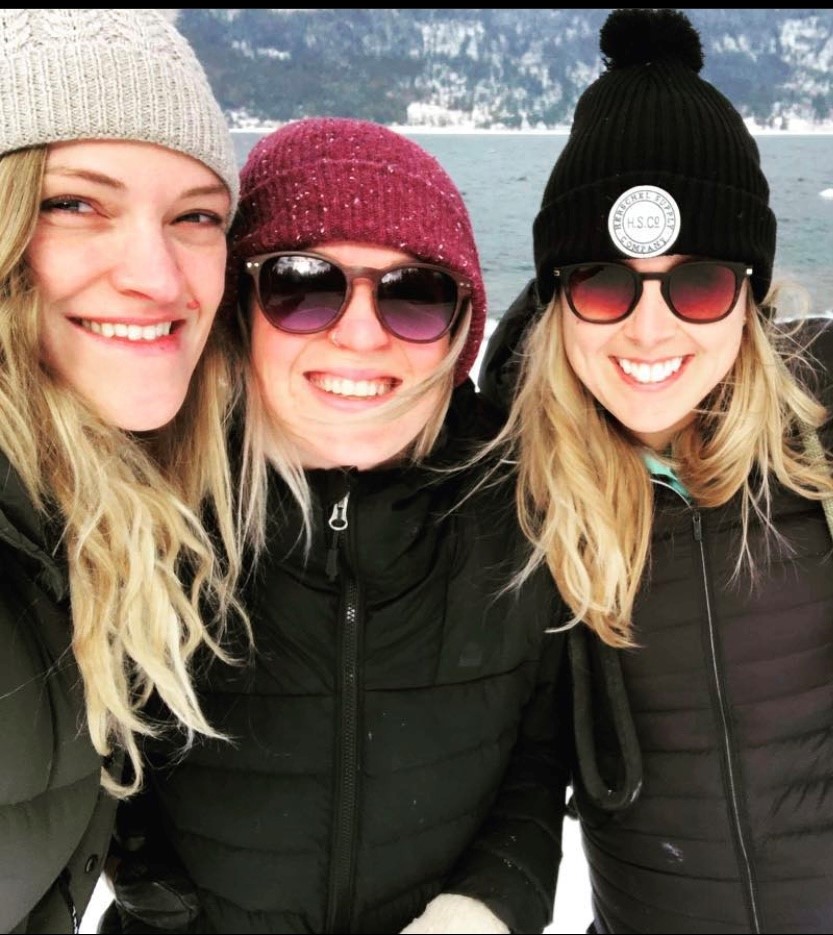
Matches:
[249,242,451,470]
[561,255,748,450]
[27,140,231,431]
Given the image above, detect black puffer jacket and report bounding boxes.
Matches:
[482,289,833,933]
[0,453,117,933]
[111,381,569,934]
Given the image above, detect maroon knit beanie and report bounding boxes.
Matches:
[229,117,486,385]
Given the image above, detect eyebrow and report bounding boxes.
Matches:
[180,183,230,200]
[44,167,228,200]
[45,167,128,190]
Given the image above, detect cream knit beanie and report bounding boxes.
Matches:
[0,9,238,211]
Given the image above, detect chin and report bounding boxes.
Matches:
[98,393,186,433]
[306,436,406,471]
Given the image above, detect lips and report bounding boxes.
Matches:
[306,372,400,398]
[76,318,177,341]
[616,356,684,384]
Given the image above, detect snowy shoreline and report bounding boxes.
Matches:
[231,121,833,137]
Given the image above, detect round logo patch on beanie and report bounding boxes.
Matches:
[607,185,681,258]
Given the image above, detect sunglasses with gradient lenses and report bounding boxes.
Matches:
[242,251,471,343]
[555,260,753,324]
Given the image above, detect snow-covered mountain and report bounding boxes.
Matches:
[175,9,833,131]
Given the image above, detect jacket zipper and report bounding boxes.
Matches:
[326,493,349,581]
[324,488,361,933]
[57,868,79,934]
[691,509,761,932]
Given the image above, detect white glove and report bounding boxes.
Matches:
[400,893,510,934]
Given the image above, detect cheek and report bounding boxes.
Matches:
[27,234,74,304]
[562,314,604,380]
[250,311,306,388]
[193,247,228,308]
[28,218,115,283]
[403,336,450,378]
[38,318,63,373]
[702,313,746,377]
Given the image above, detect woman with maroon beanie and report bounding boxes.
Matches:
[102,118,569,934]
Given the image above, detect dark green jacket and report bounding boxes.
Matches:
[0,453,116,933]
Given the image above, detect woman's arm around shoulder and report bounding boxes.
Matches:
[404,618,571,934]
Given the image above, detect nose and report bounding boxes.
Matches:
[110,223,184,305]
[328,280,391,352]
[621,279,679,346]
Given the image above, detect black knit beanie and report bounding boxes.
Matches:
[533,8,776,306]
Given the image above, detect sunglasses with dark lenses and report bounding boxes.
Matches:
[242,251,471,344]
[555,260,753,324]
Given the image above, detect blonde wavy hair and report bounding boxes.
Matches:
[1,148,247,797]
[497,288,833,648]
[234,290,472,553]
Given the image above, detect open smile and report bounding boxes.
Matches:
[74,318,181,342]
[615,356,687,385]
[306,372,400,399]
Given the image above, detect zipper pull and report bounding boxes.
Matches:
[57,867,79,933]
[692,510,702,542]
[326,492,350,580]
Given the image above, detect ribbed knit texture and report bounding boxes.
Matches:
[0,9,238,212]
[230,117,486,384]
[534,8,776,305]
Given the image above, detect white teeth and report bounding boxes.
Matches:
[80,319,173,341]
[310,375,395,397]
[618,356,683,384]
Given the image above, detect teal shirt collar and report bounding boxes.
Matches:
[643,452,691,502]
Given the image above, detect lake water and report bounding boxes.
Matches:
[232,131,833,319]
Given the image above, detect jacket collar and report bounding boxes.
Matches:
[0,450,68,601]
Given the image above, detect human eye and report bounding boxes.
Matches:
[175,209,226,228]
[40,196,95,215]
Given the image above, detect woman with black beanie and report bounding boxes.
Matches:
[481,8,833,933]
